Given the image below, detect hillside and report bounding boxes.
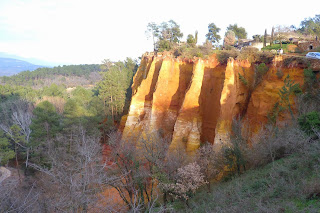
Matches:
[174,138,320,212]
[0,57,45,76]
[0,64,102,88]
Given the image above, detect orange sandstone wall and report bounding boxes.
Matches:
[245,60,304,132]
[122,53,305,151]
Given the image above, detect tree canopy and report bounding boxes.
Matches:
[206,23,221,45]
[146,20,183,51]
[224,30,236,46]
[226,24,247,40]
[299,14,320,37]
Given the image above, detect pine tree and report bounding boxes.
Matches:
[30,101,61,146]
[30,101,61,166]
[98,63,127,120]
[0,131,15,165]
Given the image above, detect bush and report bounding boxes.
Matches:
[217,49,239,64]
[249,123,308,167]
[283,56,311,68]
[236,48,275,64]
[298,111,320,136]
[160,162,206,202]
[176,45,215,59]
[253,63,269,88]
[157,40,172,52]
[256,51,275,64]
[223,119,249,175]
[237,47,259,63]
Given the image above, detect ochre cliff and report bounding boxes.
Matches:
[122,53,307,152]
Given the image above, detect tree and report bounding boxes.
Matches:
[195,30,198,44]
[275,25,290,48]
[71,86,94,107]
[0,100,33,169]
[226,24,247,41]
[42,83,65,98]
[223,118,249,175]
[223,30,236,47]
[264,29,267,47]
[146,22,160,51]
[278,75,302,119]
[146,20,183,51]
[299,14,320,37]
[30,101,61,165]
[252,34,262,42]
[206,23,221,46]
[63,98,89,140]
[163,20,183,43]
[107,132,148,210]
[196,143,223,192]
[271,26,274,46]
[0,131,15,165]
[160,162,205,206]
[98,63,127,120]
[29,128,116,212]
[187,34,196,47]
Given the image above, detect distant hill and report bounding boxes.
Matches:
[0,52,60,67]
[0,58,45,76]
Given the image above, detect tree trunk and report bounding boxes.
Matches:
[15,144,22,183]
[111,95,114,121]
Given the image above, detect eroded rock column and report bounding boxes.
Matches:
[169,59,205,152]
[123,56,162,137]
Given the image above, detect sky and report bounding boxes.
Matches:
[0,0,319,65]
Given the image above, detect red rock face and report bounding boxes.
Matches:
[122,53,305,151]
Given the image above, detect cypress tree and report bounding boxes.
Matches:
[264,29,267,47]
[271,27,274,46]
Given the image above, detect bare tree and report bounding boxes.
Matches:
[106,131,149,210]
[29,127,117,212]
[275,25,291,48]
[107,130,188,211]
[0,170,45,212]
[0,99,33,172]
[249,123,308,168]
[196,142,224,192]
[159,162,206,207]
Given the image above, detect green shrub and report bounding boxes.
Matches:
[239,73,248,86]
[157,40,172,52]
[217,49,239,64]
[253,63,269,88]
[298,111,320,136]
[237,47,259,63]
[283,57,311,68]
[256,51,275,64]
[303,68,317,92]
[175,45,213,59]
